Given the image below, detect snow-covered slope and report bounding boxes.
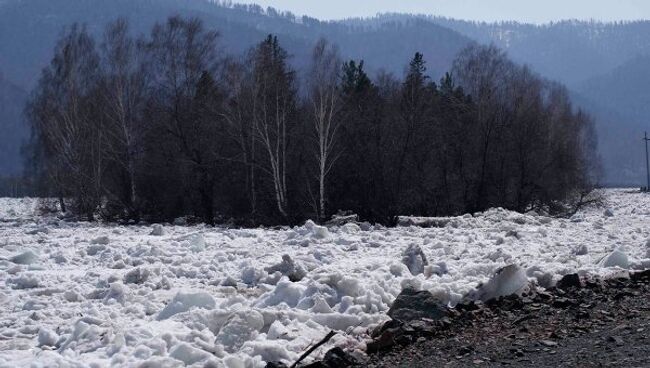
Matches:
[1,190,649,367]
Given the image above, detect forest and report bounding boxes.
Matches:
[25,16,600,225]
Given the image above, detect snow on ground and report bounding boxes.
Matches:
[1,189,649,367]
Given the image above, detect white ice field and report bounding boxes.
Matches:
[1,189,649,367]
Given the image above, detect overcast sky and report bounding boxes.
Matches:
[233,0,650,23]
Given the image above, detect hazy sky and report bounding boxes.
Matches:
[233,0,650,23]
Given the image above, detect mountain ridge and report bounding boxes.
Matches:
[0,0,648,184]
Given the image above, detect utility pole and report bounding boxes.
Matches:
[643,132,650,192]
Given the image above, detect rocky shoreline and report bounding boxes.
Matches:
[269,269,650,367]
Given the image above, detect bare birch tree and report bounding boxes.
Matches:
[249,35,297,218]
[307,39,342,221]
[99,18,147,218]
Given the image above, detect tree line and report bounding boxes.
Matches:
[25,16,600,225]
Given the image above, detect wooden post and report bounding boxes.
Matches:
[643,132,650,192]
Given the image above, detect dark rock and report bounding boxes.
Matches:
[314,347,360,367]
[539,340,558,347]
[302,363,326,368]
[367,328,402,354]
[535,291,553,301]
[456,301,482,312]
[458,345,473,355]
[557,274,582,290]
[608,336,624,346]
[388,288,448,322]
[513,315,533,325]
[406,320,436,336]
[605,278,627,289]
[498,294,525,310]
[577,310,590,319]
[552,298,576,308]
[554,288,566,296]
[371,319,403,338]
[585,279,603,289]
[510,348,525,357]
[401,323,416,335]
[286,347,362,368]
[395,333,413,345]
[613,291,635,300]
[265,362,288,368]
[631,270,650,282]
[439,317,452,328]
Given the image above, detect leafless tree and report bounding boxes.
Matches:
[306,39,342,221]
[249,35,297,218]
[221,58,259,217]
[144,16,224,224]
[452,45,512,211]
[27,24,103,219]
[99,18,147,218]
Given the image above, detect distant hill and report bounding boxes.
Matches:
[577,55,650,125]
[570,90,647,186]
[0,73,27,176]
[572,55,650,185]
[1,0,650,185]
[430,18,650,88]
[0,0,473,90]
